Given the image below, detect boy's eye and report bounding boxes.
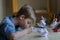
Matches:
[27,21,31,24]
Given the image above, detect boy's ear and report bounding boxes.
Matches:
[19,15,25,20]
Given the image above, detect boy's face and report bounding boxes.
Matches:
[25,18,33,28]
[18,18,33,28]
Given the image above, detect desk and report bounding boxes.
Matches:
[16,28,60,40]
[15,32,48,40]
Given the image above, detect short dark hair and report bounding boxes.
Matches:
[16,4,36,21]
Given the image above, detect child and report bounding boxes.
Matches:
[0,4,36,40]
[32,16,48,37]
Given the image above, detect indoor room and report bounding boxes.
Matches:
[0,0,60,40]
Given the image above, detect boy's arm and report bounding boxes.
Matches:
[9,28,32,40]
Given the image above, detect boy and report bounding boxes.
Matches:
[0,4,36,40]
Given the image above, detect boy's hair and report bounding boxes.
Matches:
[16,4,36,21]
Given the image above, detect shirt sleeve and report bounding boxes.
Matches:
[2,17,16,38]
[4,24,16,38]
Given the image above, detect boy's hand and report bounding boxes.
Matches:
[25,28,32,34]
[27,28,32,34]
[22,27,32,35]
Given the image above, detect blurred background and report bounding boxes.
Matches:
[0,0,60,23]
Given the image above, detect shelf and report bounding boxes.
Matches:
[35,10,48,14]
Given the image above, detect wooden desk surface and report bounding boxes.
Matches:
[15,28,60,40]
[16,32,43,40]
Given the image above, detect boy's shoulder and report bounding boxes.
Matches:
[1,16,14,25]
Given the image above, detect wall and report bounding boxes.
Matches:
[0,0,5,22]
[5,0,13,16]
[17,0,47,10]
[50,0,60,14]
[17,0,60,13]
[57,0,60,13]
[50,0,57,13]
[0,0,13,22]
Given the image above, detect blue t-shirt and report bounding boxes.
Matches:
[0,16,23,40]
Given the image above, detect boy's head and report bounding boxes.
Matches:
[16,4,36,28]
